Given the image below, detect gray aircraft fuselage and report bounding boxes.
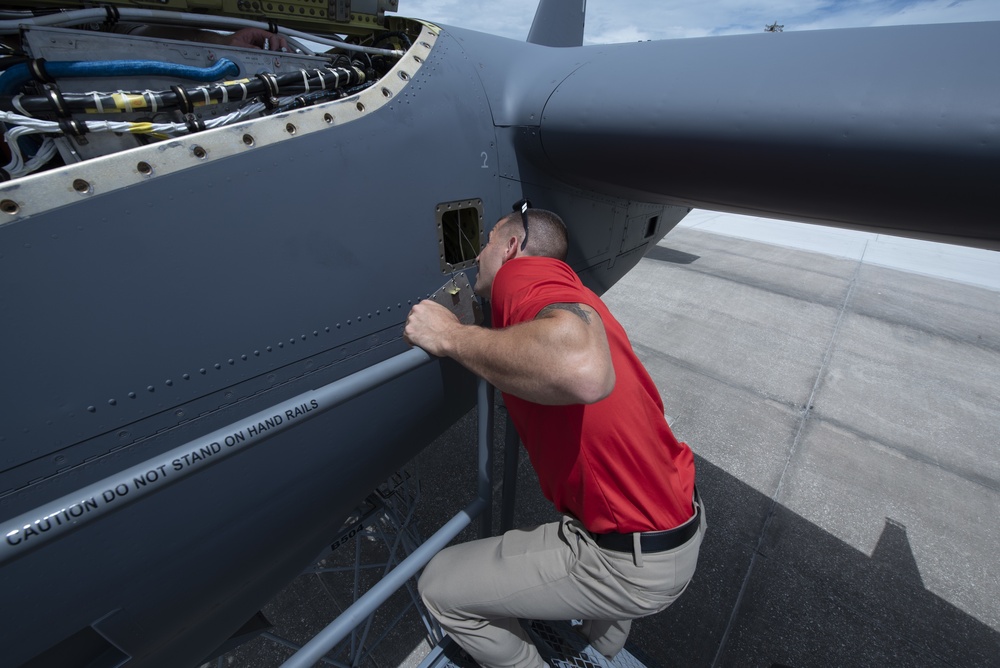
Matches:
[0,2,997,665]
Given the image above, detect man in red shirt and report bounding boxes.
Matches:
[404,205,705,667]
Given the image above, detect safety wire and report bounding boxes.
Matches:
[458,221,477,263]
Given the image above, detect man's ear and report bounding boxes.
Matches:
[501,234,520,262]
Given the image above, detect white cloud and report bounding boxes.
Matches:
[392,0,1000,43]
[796,0,1000,31]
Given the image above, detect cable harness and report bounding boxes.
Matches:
[0,63,370,178]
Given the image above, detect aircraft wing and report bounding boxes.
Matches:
[458,21,1000,250]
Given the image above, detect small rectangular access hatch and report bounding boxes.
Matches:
[437,199,484,272]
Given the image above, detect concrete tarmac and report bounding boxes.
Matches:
[224,213,1000,667]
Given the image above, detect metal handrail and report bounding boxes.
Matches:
[279,377,495,668]
[1,347,433,566]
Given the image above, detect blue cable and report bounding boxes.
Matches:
[0,58,240,96]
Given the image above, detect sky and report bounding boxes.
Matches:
[391,0,1000,43]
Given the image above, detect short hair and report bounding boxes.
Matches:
[499,207,568,261]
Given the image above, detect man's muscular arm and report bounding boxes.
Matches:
[403,300,615,405]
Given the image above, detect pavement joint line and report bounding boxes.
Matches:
[630,341,799,412]
[710,248,865,667]
[812,412,1000,495]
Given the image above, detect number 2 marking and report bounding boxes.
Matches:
[481,152,489,168]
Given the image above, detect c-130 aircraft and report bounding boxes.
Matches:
[0,0,997,665]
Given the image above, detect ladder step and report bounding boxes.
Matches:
[418,620,655,668]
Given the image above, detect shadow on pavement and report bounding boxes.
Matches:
[629,455,1000,667]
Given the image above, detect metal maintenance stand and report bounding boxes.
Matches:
[271,378,494,668]
[273,379,650,667]
[216,468,441,668]
[416,413,654,668]
[418,620,655,668]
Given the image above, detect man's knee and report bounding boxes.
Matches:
[418,550,448,615]
[582,618,631,659]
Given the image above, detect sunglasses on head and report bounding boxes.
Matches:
[512,198,531,251]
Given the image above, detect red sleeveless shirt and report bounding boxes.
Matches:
[491,256,696,533]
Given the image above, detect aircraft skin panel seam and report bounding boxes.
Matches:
[527,60,589,131]
[0,357,414,566]
[0,329,407,502]
[431,26,510,141]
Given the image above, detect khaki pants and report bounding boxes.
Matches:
[418,499,706,668]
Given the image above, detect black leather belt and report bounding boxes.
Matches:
[592,497,701,554]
